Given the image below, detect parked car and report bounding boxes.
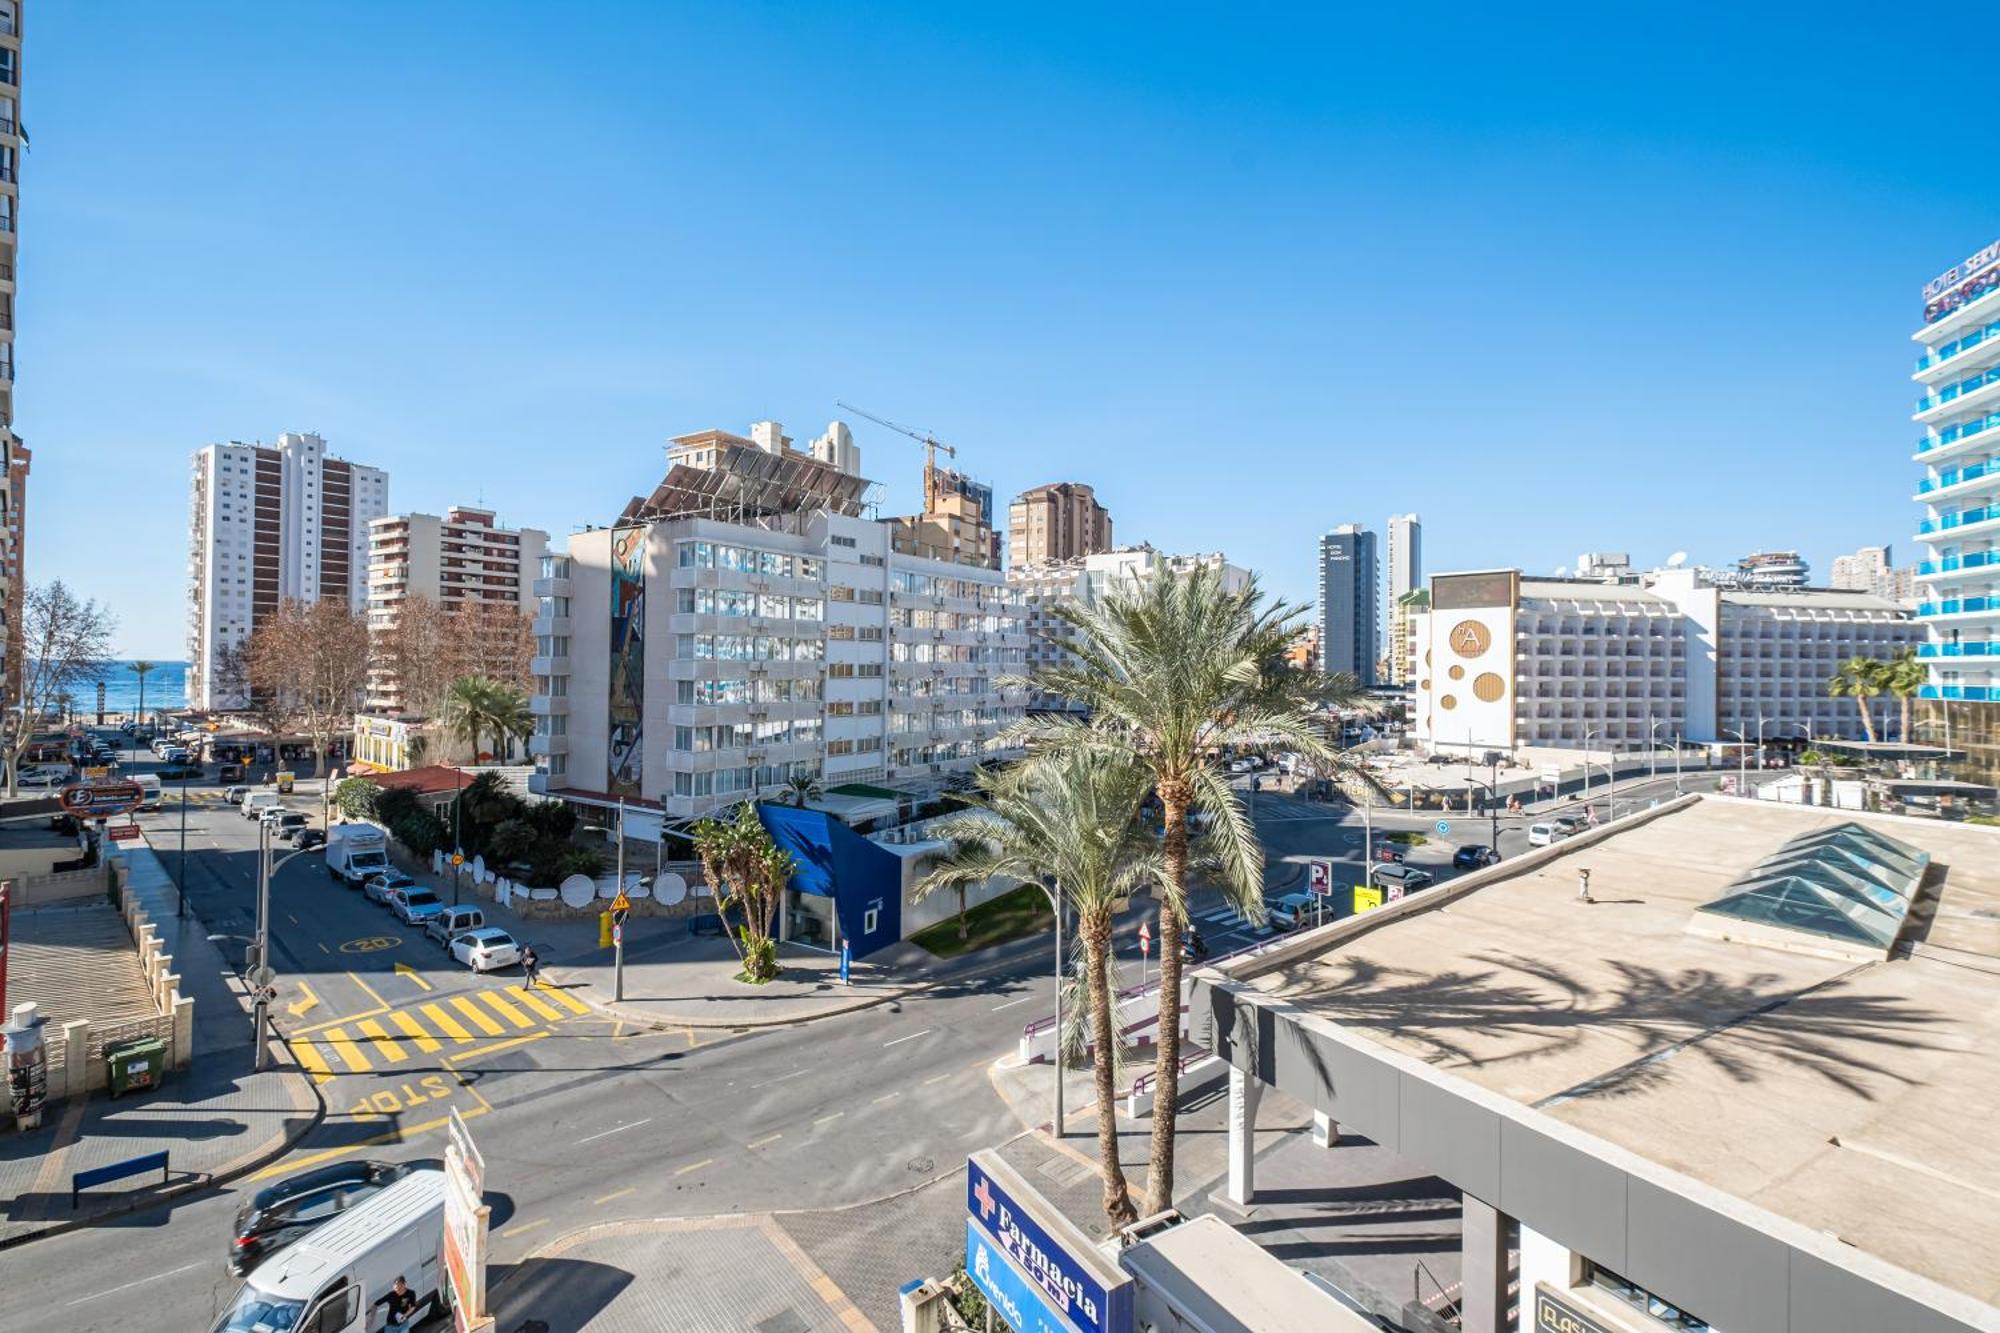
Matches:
[293,828,327,852]
[1554,813,1590,836]
[1227,757,1254,774]
[1453,844,1501,869]
[363,869,416,905]
[1527,822,1567,848]
[223,784,251,805]
[1373,843,1405,864]
[227,1160,409,1276]
[424,905,485,947]
[16,767,66,787]
[272,812,310,841]
[1266,891,1322,932]
[389,886,444,927]
[156,764,203,781]
[1370,863,1434,892]
[240,790,280,821]
[450,926,522,973]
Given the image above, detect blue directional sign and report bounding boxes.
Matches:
[967,1154,1132,1333]
[1435,820,1451,835]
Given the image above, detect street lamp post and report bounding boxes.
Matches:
[451,767,465,908]
[1583,728,1603,824]
[1647,713,1659,785]
[253,818,271,1072]
[177,774,189,917]
[1726,727,1750,795]
[1674,731,1683,794]
[614,797,627,1003]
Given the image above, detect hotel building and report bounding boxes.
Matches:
[1411,568,1917,752]
[363,506,547,713]
[528,421,1027,822]
[1913,239,2000,705]
[185,432,389,710]
[1318,523,1379,685]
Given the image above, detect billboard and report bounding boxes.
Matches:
[606,526,646,797]
[443,1106,492,1331]
[966,1152,1132,1333]
[1924,239,2000,323]
[59,781,143,818]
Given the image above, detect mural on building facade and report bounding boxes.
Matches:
[608,526,646,796]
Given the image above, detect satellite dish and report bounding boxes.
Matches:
[1667,551,1688,568]
[558,874,597,909]
[655,872,688,906]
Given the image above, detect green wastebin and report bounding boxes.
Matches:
[106,1036,167,1098]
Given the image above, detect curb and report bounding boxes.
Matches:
[0,1045,329,1252]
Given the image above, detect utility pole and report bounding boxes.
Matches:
[614,797,627,1003]
[452,767,464,907]
[177,776,189,917]
[1488,754,1500,856]
[1049,876,1064,1138]
[253,819,272,1073]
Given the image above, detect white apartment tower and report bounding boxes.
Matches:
[528,421,1027,821]
[0,3,26,705]
[1385,513,1421,682]
[186,432,389,710]
[1912,240,2000,703]
[364,506,549,713]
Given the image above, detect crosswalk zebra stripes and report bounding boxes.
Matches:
[292,983,590,1082]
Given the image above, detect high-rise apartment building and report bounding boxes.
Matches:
[1318,524,1379,685]
[1007,483,1113,568]
[0,4,25,706]
[1410,568,1917,752]
[1913,239,2000,705]
[1383,514,1421,682]
[528,420,1026,821]
[364,506,548,713]
[1830,544,1916,604]
[186,432,389,710]
[1388,587,1427,687]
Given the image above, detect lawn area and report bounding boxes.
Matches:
[911,884,1053,959]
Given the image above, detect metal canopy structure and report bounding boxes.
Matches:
[619,441,875,528]
[1696,821,1929,948]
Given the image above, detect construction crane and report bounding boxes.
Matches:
[836,401,957,503]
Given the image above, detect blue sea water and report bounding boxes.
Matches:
[85,660,189,715]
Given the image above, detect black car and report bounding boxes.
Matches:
[229,1160,408,1275]
[1369,863,1435,892]
[294,828,327,851]
[1452,845,1500,869]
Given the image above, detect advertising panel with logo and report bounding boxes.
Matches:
[58,781,143,818]
[1533,1285,1618,1333]
[965,1152,1132,1333]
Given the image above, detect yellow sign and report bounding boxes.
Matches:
[611,892,632,914]
[1353,886,1384,913]
[451,853,464,867]
[340,935,401,954]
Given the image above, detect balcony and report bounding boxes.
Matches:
[1915,458,2000,498]
[531,615,571,638]
[1915,363,2000,418]
[529,654,570,677]
[1917,597,2000,618]
[1916,314,2000,375]
[529,695,570,717]
[1919,684,1997,701]
[1913,411,2000,459]
[1917,504,2000,538]
[532,575,572,599]
[528,733,568,757]
[1916,551,2000,579]
[1918,641,1999,657]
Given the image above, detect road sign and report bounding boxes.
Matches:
[1138,920,1152,955]
[251,964,274,989]
[1354,885,1384,912]
[611,923,623,947]
[966,1152,1133,1333]
[450,852,464,867]
[105,823,141,843]
[1308,859,1333,896]
[1435,820,1451,835]
[611,891,632,914]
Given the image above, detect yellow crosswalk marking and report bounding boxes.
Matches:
[391,1009,443,1053]
[355,1018,408,1064]
[507,986,565,1022]
[324,1027,371,1073]
[475,990,536,1030]
[536,985,592,1015]
[450,994,508,1037]
[294,1039,334,1083]
[422,1002,475,1042]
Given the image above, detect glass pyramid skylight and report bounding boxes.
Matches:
[1695,822,1929,949]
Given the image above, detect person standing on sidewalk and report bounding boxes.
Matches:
[521,943,542,988]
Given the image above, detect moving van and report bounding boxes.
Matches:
[326,823,391,887]
[133,773,163,811]
[210,1168,447,1332]
[241,790,281,821]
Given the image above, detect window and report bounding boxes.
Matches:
[831,535,856,548]
[1581,1262,1711,1332]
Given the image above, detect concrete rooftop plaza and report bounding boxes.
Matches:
[1202,795,2000,1328]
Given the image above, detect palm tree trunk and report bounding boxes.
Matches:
[1143,785,1190,1217]
[1901,694,1912,744]
[1083,909,1137,1230]
[1855,694,1877,744]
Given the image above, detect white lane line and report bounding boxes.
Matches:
[883,1029,932,1047]
[66,1262,205,1306]
[990,996,1035,1011]
[750,1068,811,1090]
[746,1132,783,1149]
[575,1117,653,1145]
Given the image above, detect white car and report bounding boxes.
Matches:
[1527,822,1567,848]
[449,927,522,973]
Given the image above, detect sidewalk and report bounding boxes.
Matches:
[0,842,323,1247]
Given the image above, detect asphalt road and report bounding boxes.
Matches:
[4,736,1725,1332]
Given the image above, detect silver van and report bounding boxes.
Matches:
[211,1168,447,1332]
[424,905,485,948]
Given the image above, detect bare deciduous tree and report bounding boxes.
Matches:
[451,600,535,693]
[374,595,459,719]
[244,598,371,776]
[7,582,116,796]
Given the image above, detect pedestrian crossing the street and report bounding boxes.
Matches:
[291,983,591,1082]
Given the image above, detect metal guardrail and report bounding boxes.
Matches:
[73,1150,170,1208]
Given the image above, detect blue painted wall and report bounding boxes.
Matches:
[757,803,903,959]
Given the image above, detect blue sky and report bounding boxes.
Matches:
[26,3,1992,655]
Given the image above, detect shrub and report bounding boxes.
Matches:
[524,799,577,840]
[390,811,448,858]
[486,818,538,863]
[334,777,382,821]
[558,846,603,880]
[377,787,421,828]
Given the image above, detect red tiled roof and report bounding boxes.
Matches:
[366,765,477,796]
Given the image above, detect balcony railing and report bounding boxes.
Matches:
[1918,504,2000,534]
[1918,597,2000,617]
[1918,642,1998,657]
[1917,551,2000,576]
[1917,411,2000,453]
[1919,685,1997,700]
[1918,459,2000,493]
[1918,315,2000,370]
[1916,363,2000,413]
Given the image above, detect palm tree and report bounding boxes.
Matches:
[918,752,1160,1230]
[1828,656,1884,744]
[783,773,823,808]
[443,675,530,762]
[1886,647,1927,743]
[130,660,156,727]
[443,676,495,761]
[1018,562,1369,1217]
[488,682,533,762]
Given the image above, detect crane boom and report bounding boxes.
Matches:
[835,399,958,483]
